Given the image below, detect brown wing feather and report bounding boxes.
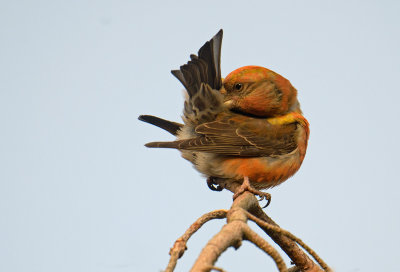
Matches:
[145,115,298,157]
[171,30,224,125]
[171,30,223,96]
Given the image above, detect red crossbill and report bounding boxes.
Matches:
[139,30,309,201]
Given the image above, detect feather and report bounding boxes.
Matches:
[138,115,183,136]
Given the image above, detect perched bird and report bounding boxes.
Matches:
[139,30,309,202]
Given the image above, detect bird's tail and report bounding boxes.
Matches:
[144,141,179,149]
[138,115,183,136]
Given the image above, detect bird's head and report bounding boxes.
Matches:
[221,66,300,117]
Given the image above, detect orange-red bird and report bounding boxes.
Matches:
[139,30,309,196]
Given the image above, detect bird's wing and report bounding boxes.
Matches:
[145,115,299,157]
[171,30,224,124]
[139,30,224,133]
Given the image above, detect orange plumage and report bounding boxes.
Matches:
[139,30,309,191]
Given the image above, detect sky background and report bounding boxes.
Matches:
[1,1,399,271]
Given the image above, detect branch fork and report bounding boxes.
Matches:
[163,183,332,272]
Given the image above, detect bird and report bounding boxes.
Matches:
[139,30,309,204]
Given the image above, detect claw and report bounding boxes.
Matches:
[261,195,271,208]
[207,177,223,191]
[233,176,271,208]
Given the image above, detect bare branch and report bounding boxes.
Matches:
[245,211,331,271]
[191,191,287,271]
[242,224,287,272]
[207,266,227,272]
[248,205,325,272]
[190,220,245,271]
[165,210,227,272]
[286,266,302,272]
[162,179,331,272]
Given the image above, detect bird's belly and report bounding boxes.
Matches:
[211,150,303,189]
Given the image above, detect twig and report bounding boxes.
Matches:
[242,224,287,271]
[165,209,227,272]
[221,181,325,272]
[286,266,302,272]
[245,211,331,272]
[207,266,227,272]
[249,205,324,272]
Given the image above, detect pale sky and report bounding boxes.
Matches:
[1,1,399,271]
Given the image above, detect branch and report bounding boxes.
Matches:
[207,267,227,272]
[242,224,286,271]
[245,211,331,272]
[162,180,331,272]
[248,205,326,272]
[165,209,227,272]
[191,191,287,271]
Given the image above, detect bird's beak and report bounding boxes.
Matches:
[219,85,227,95]
[224,99,235,109]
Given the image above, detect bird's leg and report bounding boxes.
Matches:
[233,176,271,208]
[206,176,224,191]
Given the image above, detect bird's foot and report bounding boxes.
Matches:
[233,176,271,208]
[207,177,224,191]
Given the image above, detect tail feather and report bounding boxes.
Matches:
[138,115,183,136]
[144,141,179,149]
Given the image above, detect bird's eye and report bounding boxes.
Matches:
[234,83,243,90]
